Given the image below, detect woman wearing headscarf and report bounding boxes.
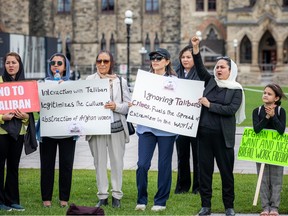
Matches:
[0,52,36,211]
[37,53,76,208]
[191,36,245,216]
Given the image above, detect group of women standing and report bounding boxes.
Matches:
[0,35,286,216]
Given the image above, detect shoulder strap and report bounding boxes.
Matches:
[258,105,281,116]
[258,106,261,115]
[117,75,123,102]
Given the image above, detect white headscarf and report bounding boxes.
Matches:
[213,59,246,124]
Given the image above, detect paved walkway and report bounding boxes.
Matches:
[20,127,288,174]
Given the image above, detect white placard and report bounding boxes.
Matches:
[127,70,205,137]
[38,79,111,136]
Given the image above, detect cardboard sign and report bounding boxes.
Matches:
[38,79,111,136]
[0,81,40,114]
[238,127,288,166]
[127,70,205,137]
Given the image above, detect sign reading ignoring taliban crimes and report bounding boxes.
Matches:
[238,127,288,167]
[127,70,205,137]
[0,81,40,114]
[38,79,111,136]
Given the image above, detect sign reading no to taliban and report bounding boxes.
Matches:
[238,127,288,166]
[0,81,40,114]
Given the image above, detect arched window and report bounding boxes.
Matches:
[110,33,116,58]
[101,33,106,50]
[154,32,160,50]
[57,33,62,53]
[206,28,218,40]
[240,35,252,63]
[283,37,288,64]
[145,33,151,63]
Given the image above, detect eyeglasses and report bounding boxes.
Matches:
[50,61,63,66]
[96,59,110,65]
[216,56,231,62]
[150,56,165,61]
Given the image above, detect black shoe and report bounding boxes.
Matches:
[96,198,108,207]
[225,208,235,216]
[112,197,121,208]
[198,207,211,215]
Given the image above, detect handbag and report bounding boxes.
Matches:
[118,76,135,135]
[66,203,105,215]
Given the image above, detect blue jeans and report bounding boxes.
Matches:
[136,132,175,206]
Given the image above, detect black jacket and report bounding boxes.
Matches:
[193,52,243,148]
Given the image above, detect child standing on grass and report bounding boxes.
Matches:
[252,83,287,216]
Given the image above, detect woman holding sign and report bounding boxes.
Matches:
[0,52,36,211]
[134,48,178,212]
[174,45,200,195]
[253,84,286,216]
[86,50,131,208]
[191,36,245,216]
[37,53,76,208]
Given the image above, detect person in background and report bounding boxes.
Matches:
[252,84,286,216]
[135,48,178,212]
[36,53,76,208]
[191,36,246,216]
[0,52,36,211]
[174,45,200,195]
[86,50,130,208]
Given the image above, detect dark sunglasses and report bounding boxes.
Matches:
[96,59,110,65]
[150,55,165,61]
[50,61,63,66]
[216,56,231,62]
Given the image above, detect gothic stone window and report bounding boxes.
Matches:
[102,0,114,12]
[146,0,159,13]
[240,35,252,63]
[57,0,71,13]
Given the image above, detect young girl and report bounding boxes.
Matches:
[252,83,287,216]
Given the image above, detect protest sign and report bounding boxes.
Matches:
[0,81,40,114]
[238,127,288,166]
[38,79,111,136]
[238,127,288,205]
[127,70,204,137]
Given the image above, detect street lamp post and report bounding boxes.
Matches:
[139,46,147,69]
[124,10,133,86]
[233,39,238,63]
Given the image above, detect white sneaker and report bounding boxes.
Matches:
[151,205,166,211]
[135,204,146,211]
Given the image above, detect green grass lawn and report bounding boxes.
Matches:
[11,169,288,215]
[13,86,288,215]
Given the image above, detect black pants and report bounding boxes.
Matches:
[198,127,235,209]
[40,137,76,201]
[0,134,24,205]
[175,135,199,193]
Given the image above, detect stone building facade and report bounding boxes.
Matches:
[0,0,288,85]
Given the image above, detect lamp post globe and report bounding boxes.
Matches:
[124,10,133,86]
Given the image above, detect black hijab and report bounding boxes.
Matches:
[1,52,25,140]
